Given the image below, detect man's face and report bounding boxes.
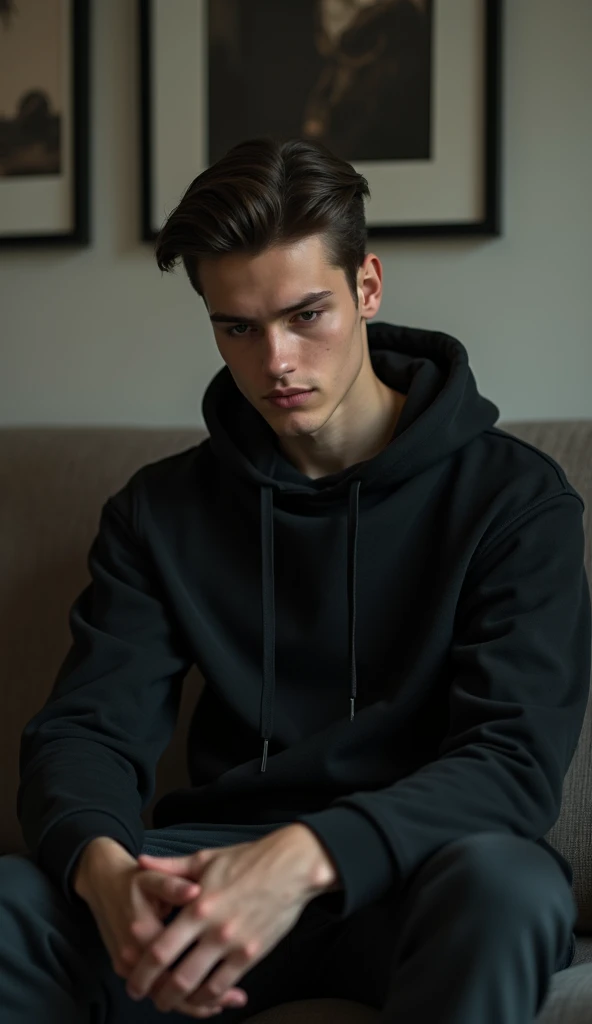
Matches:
[200,233,377,439]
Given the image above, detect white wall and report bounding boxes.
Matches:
[1,0,591,427]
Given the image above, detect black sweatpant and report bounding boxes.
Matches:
[0,824,577,1024]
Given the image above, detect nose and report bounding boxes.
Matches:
[259,327,298,380]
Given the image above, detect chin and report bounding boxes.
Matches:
[275,419,319,438]
[258,394,328,435]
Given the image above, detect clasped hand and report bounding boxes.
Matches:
[124,825,326,1017]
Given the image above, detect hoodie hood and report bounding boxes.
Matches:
[202,322,499,496]
[202,322,500,771]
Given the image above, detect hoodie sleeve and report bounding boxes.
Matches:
[17,478,193,903]
[297,491,591,919]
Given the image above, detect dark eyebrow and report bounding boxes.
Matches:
[209,290,334,324]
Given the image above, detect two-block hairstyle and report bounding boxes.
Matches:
[153,136,371,311]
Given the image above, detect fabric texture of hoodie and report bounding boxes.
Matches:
[18,322,591,919]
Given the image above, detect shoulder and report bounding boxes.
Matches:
[130,438,212,491]
[480,426,576,496]
[107,437,213,528]
[464,427,585,555]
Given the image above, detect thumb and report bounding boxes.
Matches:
[127,871,197,947]
[137,851,214,878]
[136,868,201,905]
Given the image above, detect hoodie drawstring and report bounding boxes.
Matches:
[259,480,361,772]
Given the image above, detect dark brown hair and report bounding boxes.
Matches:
[154,136,371,310]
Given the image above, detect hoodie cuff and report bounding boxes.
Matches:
[296,804,398,919]
[36,811,143,905]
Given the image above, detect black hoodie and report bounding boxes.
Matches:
[18,322,591,919]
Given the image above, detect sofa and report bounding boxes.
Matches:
[1,420,592,1022]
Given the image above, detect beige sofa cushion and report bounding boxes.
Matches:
[0,428,205,856]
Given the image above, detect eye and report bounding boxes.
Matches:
[225,310,324,337]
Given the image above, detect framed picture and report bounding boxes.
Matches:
[0,0,90,246]
[140,0,502,243]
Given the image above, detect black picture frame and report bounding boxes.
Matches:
[140,0,502,242]
[139,0,153,246]
[0,0,91,247]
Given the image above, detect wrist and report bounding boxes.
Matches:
[285,824,342,896]
[73,836,136,901]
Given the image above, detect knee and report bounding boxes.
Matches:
[0,853,100,948]
[427,833,575,923]
[0,854,60,913]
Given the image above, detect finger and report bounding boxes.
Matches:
[126,913,164,949]
[178,1005,223,1019]
[98,916,141,979]
[119,944,141,970]
[137,869,200,905]
[151,971,246,1012]
[112,947,144,981]
[186,986,248,1011]
[112,942,139,978]
[131,872,199,946]
[127,883,168,948]
[177,988,248,1019]
[176,1004,223,1019]
[153,937,228,1014]
[137,853,202,876]
[126,899,206,1001]
[185,957,251,1012]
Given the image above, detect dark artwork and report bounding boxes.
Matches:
[0,0,62,177]
[0,0,17,29]
[208,0,433,165]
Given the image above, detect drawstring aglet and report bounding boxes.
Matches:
[260,738,268,772]
[350,697,355,720]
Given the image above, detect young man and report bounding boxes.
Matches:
[3,136,590,1023]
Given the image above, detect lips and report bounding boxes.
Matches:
[266,390,314,408]
[267,390,310,398]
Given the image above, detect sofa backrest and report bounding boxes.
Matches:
[1,423,591,923]
[502,421,592,929]
[0,428,206,857]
